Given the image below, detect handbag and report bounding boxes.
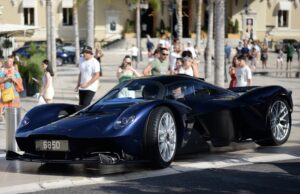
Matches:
[2,87,15,102]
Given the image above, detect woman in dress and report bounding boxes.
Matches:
[40,59,54,103]
[229,56,239,88]
[117,55,141,83]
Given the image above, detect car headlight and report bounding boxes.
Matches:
[114,115,135,129]
[62,53,68,57]
[19,116,30,128]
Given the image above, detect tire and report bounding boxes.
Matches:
[145,106,177,168]
[257,97,291,146]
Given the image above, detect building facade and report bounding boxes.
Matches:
[0,0,299,46]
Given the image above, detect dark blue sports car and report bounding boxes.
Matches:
[7,75,293,168]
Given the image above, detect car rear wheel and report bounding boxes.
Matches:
[145,107,177,168]
[257,97,291,146]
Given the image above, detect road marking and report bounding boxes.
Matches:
[0,153,5,158]
[0,153,299,194]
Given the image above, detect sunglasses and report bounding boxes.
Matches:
[161,53,169,56]
[125,61,132,64]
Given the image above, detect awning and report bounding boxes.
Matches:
[62,0,73,8]
[0,24,39,36]
[278,1,291,11]
[23,0,35,8]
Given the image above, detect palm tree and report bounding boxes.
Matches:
[46,0,56,74]
[214,0,225,87]
[86,0,94,49]
[195,0,203,50]
[205,0,214,82]
[176,0,183,42]
[73,0,85,66]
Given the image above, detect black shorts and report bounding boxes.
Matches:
[131,56,138,62]
[287,56,293,62]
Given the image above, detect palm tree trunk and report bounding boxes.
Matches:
[136,0,141,66]
[196,0,202,49]
[86,0,94,49]
[214,0,225,87]
[46,0,56,74]
[73,0,80,66]
[205,0,214,81]
[46,0,51,61]
[176,0,183,42]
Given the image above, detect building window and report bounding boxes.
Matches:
[278,10,288,27]
[63,8,73,26]
[24,8,34,25]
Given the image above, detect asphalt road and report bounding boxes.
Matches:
[28,159,300,194]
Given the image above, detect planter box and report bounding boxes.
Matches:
[227,33,240,39]
[124,33,136,39]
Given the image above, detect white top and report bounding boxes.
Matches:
[236,66,252,87]
[169,52,181,71]
[178,66,194,77]
[185,46,197,59]
[42,72,54,99]
[79,57,100,92]
[129,46,139,57]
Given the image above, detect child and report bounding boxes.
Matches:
[276,48,284,76]
[173,58,183,75]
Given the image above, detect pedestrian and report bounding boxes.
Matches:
[249,47,258,70]
[143,47,170,76]
[117,55,141,83]
[169,44,181,75]
[0,55,24,111]
[286,43,295,78]
[229,56,239,88]
[178,50,199,77]
[236,55,252,87]
[185,41,197,59]
[146,34,155,62]
[260,44,268,69]
[75,46,100,108]
[276,48,284,76]
[40,59,54,103]
[95,46,104,76]
[173,58,183,75]
[236,41,243,56]
[224,42,232,64]
[129,44,139,68]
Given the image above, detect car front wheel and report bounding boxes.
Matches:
[145,107,177,168]
[257,97,291,146]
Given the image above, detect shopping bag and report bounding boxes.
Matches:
[37,96,47,105]
[2,87,15,102]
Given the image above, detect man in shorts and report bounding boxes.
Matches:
[286,43,295,77]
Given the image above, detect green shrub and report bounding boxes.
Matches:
[19,47,45,96]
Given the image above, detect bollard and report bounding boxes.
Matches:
[5,107,21,152]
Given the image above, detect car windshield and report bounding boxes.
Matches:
[99,79,164,102]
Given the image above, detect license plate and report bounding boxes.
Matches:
[35,140,69,151]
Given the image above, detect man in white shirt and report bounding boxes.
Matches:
[236,55,252,87]
[75,46,100,107]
